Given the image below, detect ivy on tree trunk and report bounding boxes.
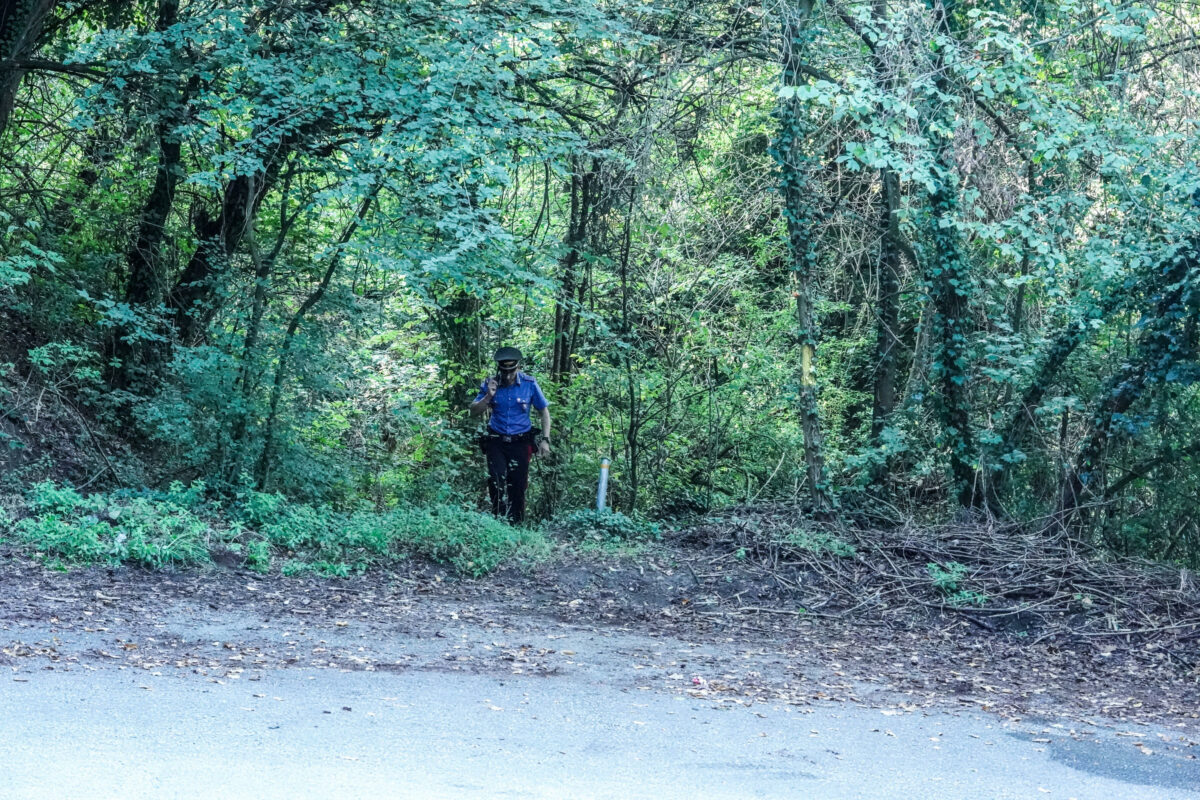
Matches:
[775,1,829,513]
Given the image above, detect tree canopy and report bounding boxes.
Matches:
[3,0,1199,565]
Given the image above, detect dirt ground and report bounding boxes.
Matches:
[2,533,1197,746]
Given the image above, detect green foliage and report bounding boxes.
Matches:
[783,528,856,558]
[926,561,987,607]
[5,482,546,577]
[235,491,549,576]
[282,560,352,578]
[557,509,660,542]
[26,481,86,515]
[927,561,967,593]
[237,492,548,576]
[0,214,62,296]
[243,539,271,573]
[3,0,1200,568]
[400,505,550,576]
[15,481,213,568]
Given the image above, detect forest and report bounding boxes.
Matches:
[2,0,1199,572]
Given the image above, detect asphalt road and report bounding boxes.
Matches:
[3,657,1198,799]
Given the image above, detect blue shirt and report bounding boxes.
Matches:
[474,371,549,435]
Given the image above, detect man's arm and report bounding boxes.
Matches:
[470,377,498,417]
[538,407,552,456]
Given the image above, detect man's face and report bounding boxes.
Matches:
[498,359,519,374]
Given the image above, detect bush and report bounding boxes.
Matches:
[244,538,271,572]
[14,481,212,568]
[234,492,548,576]
[6,483,549,577]
[26,481,86,515]
[400,504,550,576]
[235,493,400,573]
[557,508,660,542]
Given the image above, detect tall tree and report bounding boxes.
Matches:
[922,0,977,508]
[775,0,829,511]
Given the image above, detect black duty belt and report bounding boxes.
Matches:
[486,430,533,443]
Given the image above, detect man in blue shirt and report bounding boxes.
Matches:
[470,346,551,523]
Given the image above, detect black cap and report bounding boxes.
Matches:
[494,346,523,362]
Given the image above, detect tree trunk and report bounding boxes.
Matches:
[126,66,190,302]
[777,2,829,512]
[110,0,191,388]
[170,164,284,345]
[0,0,57,140]
[871,167,902,441]
[550,161,597,383]
[925,0,978,508]
[165,0,338,346]
[867,1,902,467]
[619,183,639,513]
[992,289,1125,498]
[223,185,296,482]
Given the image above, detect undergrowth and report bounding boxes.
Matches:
[783,527,857,558]
[2,481,549,577]
[927,561,989,607]
[7,481,214,569]
[556,509,661,543]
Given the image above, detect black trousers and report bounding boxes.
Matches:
[484,436,533,523]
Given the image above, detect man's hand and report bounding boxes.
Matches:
[470,377,499,417]
[537,439,551,458]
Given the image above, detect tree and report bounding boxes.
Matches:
[774,1,830,511]
[0,0,59,138]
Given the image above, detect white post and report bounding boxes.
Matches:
[597,458,610,512]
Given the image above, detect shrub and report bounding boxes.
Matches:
[557,508,661,542]
[13,515,108,562]
[234,493,548,576]
[927,561,967,593]
[7,484,548,577]
[26,481,86,515]
[399,504,549,576]
[14,481,212,568]
[244,539,271,573]
[235,493,391,572]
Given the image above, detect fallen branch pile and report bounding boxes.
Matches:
[676,505,1200,664]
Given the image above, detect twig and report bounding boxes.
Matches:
[1075,621,1200,637]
